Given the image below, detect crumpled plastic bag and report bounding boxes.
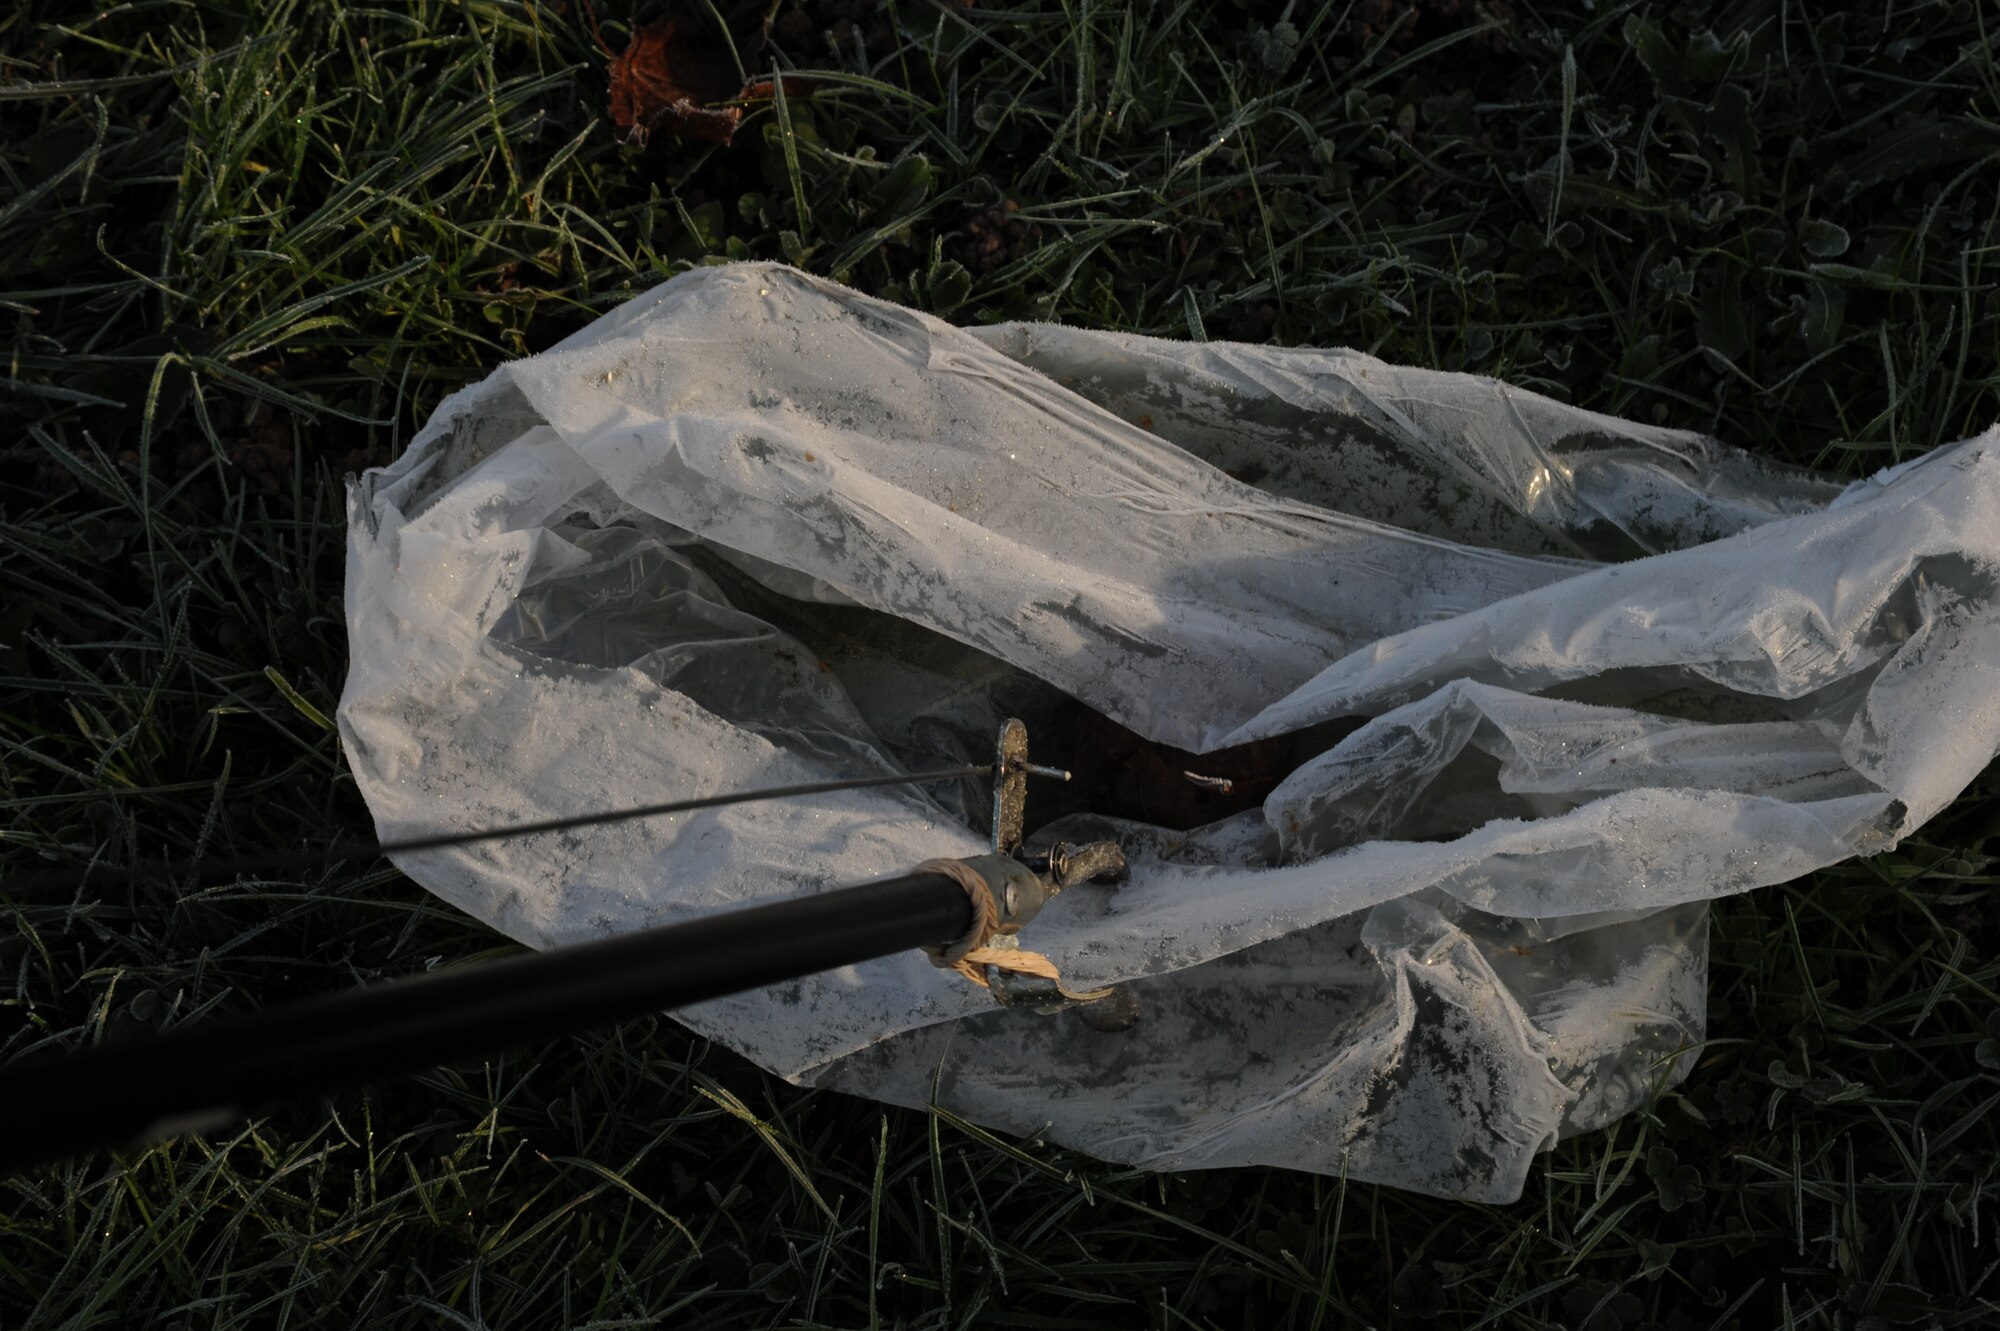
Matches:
[341,262,2000,1202]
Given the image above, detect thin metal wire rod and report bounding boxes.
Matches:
[2,764,994,891]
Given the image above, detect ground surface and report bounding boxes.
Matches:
[3,1,1999,1326]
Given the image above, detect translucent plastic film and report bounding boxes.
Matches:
[342,263,2000,1201]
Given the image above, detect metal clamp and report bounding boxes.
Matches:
[956,718,1141,1031]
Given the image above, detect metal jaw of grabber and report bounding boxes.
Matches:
[943,718,1140,1032]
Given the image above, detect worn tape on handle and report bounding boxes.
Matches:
[915,857,1000,968]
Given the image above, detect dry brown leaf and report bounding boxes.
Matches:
[607,16,748,147]
[598,4,821,150]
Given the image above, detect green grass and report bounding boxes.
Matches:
[4,0,1999,1325]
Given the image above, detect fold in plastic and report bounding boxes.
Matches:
[342,263,2000,1202]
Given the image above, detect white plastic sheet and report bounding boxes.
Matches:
[341,262,2000,1201]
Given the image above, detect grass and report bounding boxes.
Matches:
[3,0,1998,1325]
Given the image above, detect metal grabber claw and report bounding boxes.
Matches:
[934,719,1140,1031]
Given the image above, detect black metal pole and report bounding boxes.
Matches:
[0,872,971,1175]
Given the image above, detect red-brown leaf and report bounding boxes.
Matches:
[607,17,747,147]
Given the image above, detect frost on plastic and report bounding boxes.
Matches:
[341,263,2000,1202]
